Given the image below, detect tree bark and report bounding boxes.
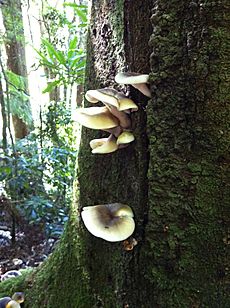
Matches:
[11,1,229,307]
[143,1,230,306]
[1,0,32,139]
[0,78,7,150]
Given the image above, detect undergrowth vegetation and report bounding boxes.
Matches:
[0,1,87,240]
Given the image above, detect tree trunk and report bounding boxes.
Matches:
[1,0,32,139]
[18,1,229,307]
[0,79,7,150]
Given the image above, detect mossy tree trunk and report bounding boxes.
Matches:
[13,1,229,307]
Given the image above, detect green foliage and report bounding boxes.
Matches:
[35,37,85,93]
[0,269,33,300]
[63,3,88,26]
[36,3,88,94]
[0,102,78,237]
[5,70,32,126]
[0,0,87,241]
[1,1,25,43]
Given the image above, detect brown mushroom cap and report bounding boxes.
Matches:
[115,72,151,97]
[72,106,119,130]
[81,203,135,242]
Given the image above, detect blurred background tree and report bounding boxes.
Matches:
[0,0,87,243]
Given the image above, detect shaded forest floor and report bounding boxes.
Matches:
[0,197,58,280]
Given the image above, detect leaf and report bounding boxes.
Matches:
[63,3,87,9]
[55,51,66,65]
[42,80,61,93]
[75,9,87,23]
[6,70,26,91]
[63,3,87,22]
[67,37,79,59]
[69,36,78,50]
[42,39,66,65]
[34,47,54,67]
[70,56,85,70]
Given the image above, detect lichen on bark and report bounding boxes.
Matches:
[143,0,230,306]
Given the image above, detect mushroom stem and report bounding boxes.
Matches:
[104,126,123,137]
[105,104,131,129]
[132,83,151,98]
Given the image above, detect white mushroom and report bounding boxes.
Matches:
[85,88,138,111]
[115,72,151,97]
[117,131,135,145]
[81,203,135,242]
[85,89,119,108]
[89,134,118,154]
[0,292,24,308]
[72,106,119,130]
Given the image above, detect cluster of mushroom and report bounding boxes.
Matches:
[79,72,151,242]
[73,72,150,154]
[0,292,24,308]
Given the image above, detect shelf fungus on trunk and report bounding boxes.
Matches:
[81,203,135,242]
[116,131,135,146]
[85,88,138,112]
[85,89,119,108]
[89,134,118,154]
[72,106,119,130]
[75,88,138,154]
[0,292,24,308]
[115,72,151,98]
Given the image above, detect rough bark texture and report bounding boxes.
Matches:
[143,1,230,306]
[1,0,229,307]
[76,0,152,306]
[1,0,32,139]
[0,79,7,149]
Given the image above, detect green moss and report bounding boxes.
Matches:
[0,269,33,299]
[22,222,93,307]
[143,0,230,307]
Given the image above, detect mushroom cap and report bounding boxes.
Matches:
[0,297,12,307]
[97,88,138,111]
[6,300,21,308]
[115,72,151,97]
[12,293,24,304]
[72,106,119,130]
[89,134,118,154]
[0,293,24,308]
[85,89,119,108]
[85,91,99,103]
[81,203,135,242]
[117,131,135,145]
[118,98,138,112]
[115,72,149,84]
